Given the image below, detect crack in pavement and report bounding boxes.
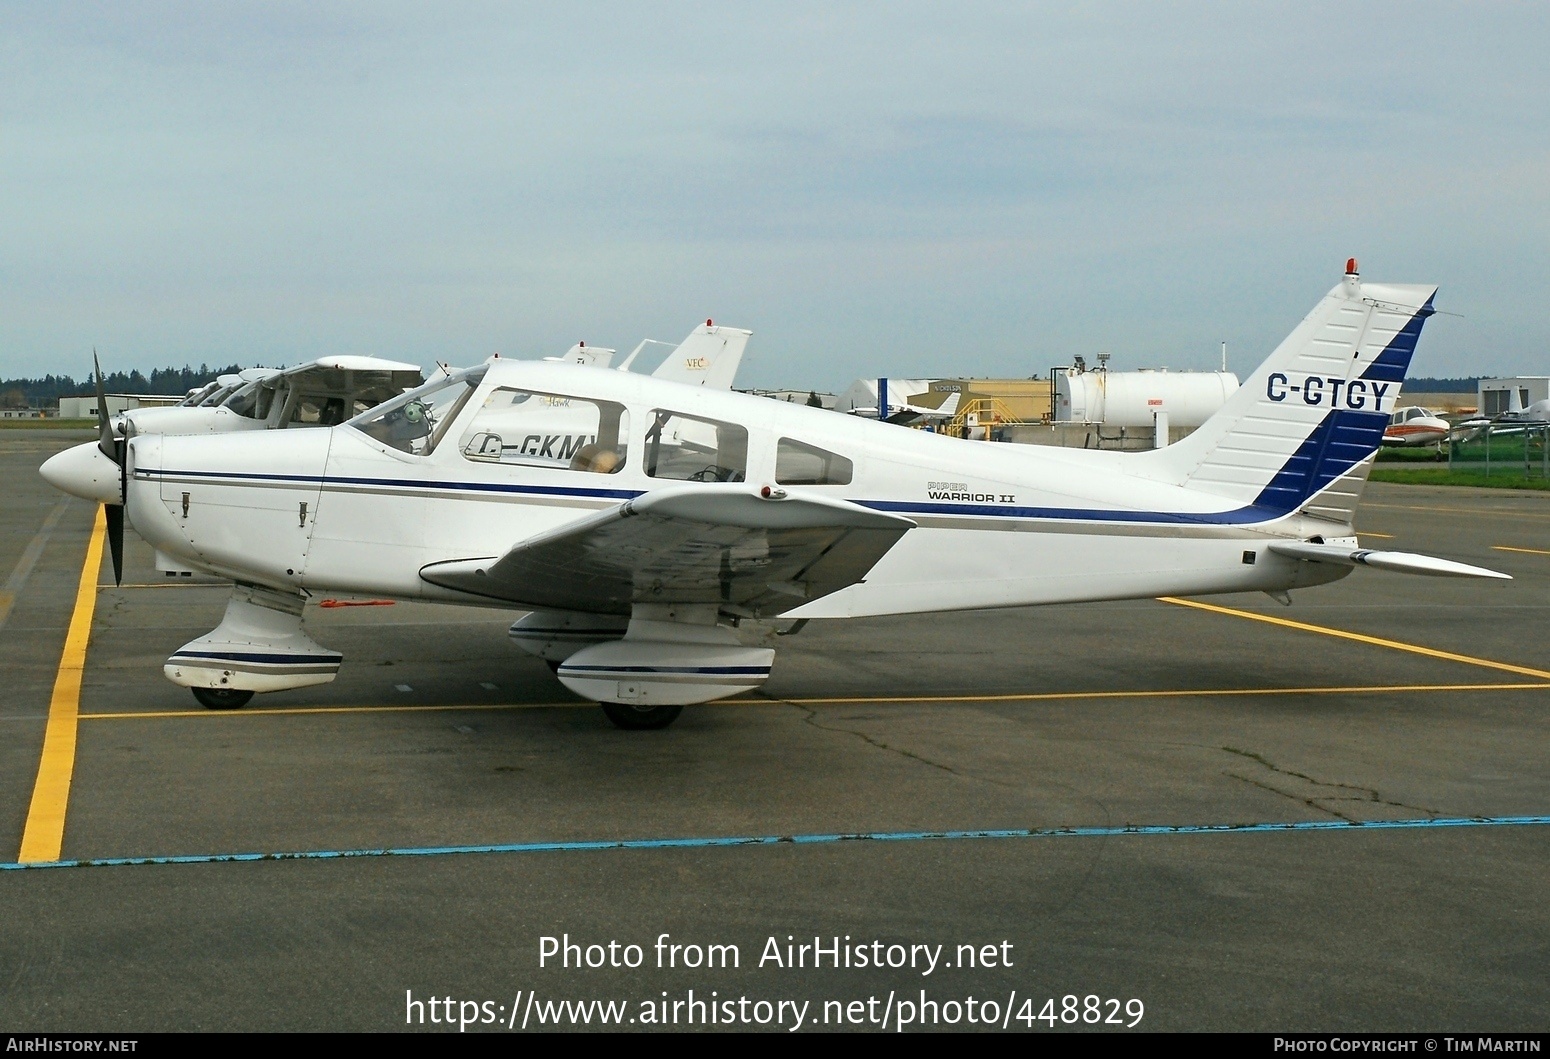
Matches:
[784,698,962,777]
[758,693,1116,922]
[1220,746,1443,820]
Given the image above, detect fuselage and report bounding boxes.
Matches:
[1382,406,1450,447]
[122,359,1348,620]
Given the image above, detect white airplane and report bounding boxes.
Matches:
[41,262,1508,730]
[1382,406,1452,446]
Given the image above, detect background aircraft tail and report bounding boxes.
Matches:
[650,321,751,389]
[1134,262,1436,526]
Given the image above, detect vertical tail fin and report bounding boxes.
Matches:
[650,321,751,389]
[1136,264,1436,524]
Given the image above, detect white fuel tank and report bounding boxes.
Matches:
[1055,369,1239,428]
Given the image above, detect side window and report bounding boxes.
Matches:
[775,438,853,485]
[459,388,629,473]
[645,410,747,482]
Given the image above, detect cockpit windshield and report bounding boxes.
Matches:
[347,366,486,456]
[179,382,222,407]
[199,387,234,407]
[222,382,269,419]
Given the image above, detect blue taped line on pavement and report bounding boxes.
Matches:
[4,815,1547,872]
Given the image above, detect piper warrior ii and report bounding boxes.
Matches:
[40,264,1508,729]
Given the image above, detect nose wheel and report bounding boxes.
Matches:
[191,687,254,710]
[599,703,683,730]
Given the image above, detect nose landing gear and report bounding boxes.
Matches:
[191,687,255,710]
[599,703,683,730]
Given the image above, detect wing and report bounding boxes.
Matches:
[419,484,914,616]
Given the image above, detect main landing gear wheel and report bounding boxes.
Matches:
[600,702,683,730]
[192,687,254,710]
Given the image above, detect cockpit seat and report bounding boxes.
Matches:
[569,444,622,474]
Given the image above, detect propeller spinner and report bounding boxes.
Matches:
[37,355,129,586]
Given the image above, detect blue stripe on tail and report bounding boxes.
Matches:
[1253,410,1389,512]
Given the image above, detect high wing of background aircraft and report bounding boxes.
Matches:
[41,262,1508,730]
[173,371,255,408]
[119,356,426,438]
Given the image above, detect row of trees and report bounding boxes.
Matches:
[0,365,246,408]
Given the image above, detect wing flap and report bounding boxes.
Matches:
[420,485,914,614]
[1268,541,1510,580]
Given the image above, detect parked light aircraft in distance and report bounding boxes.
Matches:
[1449,398,1550,442]
[1382,406,1452,447]
[118,320,750,443]
[119,357,426,439]
[41,262,1509,729]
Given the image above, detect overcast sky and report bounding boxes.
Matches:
[3,2,1546,389]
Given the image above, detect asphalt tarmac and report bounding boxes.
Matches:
[2,428,1546,1032]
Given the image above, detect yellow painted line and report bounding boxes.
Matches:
[774,682,1550,705]
[1159,596,1550,681]
[18,506,106,864]
[1363,502,1550,520]
[81,701,585,720]
[1493,545,1550,557]
[76,681,1550,720]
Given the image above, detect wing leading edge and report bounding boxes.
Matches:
[419,485,915,615]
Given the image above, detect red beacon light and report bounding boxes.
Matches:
[1345,258,1359,276]
[706,319,713,327]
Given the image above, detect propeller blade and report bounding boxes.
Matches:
[104,504,125,586]
[93,350,117,463]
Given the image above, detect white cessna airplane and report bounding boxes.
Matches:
[41,263,1507,729]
